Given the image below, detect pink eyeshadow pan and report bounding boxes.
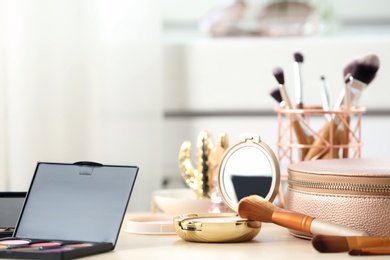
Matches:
[64,243,93,248]
[0,239,30,245]
[11,247,39,251]
[31,242,62,247]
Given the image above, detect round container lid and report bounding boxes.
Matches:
[173,213,261,243]
[124,215,176,235]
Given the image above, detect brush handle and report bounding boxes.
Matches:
[344,236,390,250]
[342,115,350,158]
[291,119,309,159]
[272,209,368,237]
[349,246,390,256]
[320,127,341,159]
[279,83,311,159]
[272,209,313,234]
[304,120,338,160]
[293,62,303,107]
[310,219,368,237]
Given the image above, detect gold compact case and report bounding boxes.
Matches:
[174,133,281,243]
[173,213,261,243]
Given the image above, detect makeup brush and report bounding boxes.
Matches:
[336,54,380,110]
[345,54,380,107]
[238,195,369,237]
[293,52,304,109]
[269,86,283,106]
[272,67,291,108]
[335,54,380,111]
[341,54,380,157]
[312,235,390,253]
[272,67,310,159]
[343,58,359,79]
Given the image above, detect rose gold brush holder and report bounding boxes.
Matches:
[275,106,365,207]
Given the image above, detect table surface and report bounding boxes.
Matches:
[81,213,389,260]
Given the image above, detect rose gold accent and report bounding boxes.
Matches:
[275,106,364,164]
[272,208,314,234]
[347,236,390,249]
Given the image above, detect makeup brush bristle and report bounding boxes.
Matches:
[269,86,283,104]
[311,235,349,253]
[351,54,380,85]
[361,53,380,68]
[272,66,285,85]
[238,195,276,223]
[294,52,304,63]
[343,60,358,78]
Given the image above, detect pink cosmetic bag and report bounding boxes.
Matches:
[285,158,390,238]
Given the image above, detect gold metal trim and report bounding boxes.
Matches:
[218,133,280,212]
[173,213,261,243]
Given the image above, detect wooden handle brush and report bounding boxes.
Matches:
[303,120,338,160]
[272,67,312,159]
[238,195,368,237]
[321,127,341,159]
[312,235,390,253]
[270,86,310,159]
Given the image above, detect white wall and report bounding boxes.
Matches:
[0,1,163,212]
[161,33,390,188]
[163,36,390,111]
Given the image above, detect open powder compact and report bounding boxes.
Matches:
[174,133,280,242]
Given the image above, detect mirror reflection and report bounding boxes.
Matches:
[222,146,274,205]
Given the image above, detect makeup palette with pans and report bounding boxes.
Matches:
[0,192,26,238]
[0,161,138,259]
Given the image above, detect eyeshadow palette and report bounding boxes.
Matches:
[0,238,112,259]
[0,192,26,238]
[0,161,138,259]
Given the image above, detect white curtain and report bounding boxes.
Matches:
[0,0,163,212]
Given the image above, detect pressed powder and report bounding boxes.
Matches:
[64,243,94,248]
[0,240,30,245]
[31,242,62,247]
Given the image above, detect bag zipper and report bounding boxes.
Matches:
[288,171,390,195]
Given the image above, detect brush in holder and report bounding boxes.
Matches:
[275,106,365,164]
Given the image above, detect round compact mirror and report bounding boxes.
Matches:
[173,133,280,243]
[218,133,280,212]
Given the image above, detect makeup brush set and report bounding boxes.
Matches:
[271,52,380,162]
